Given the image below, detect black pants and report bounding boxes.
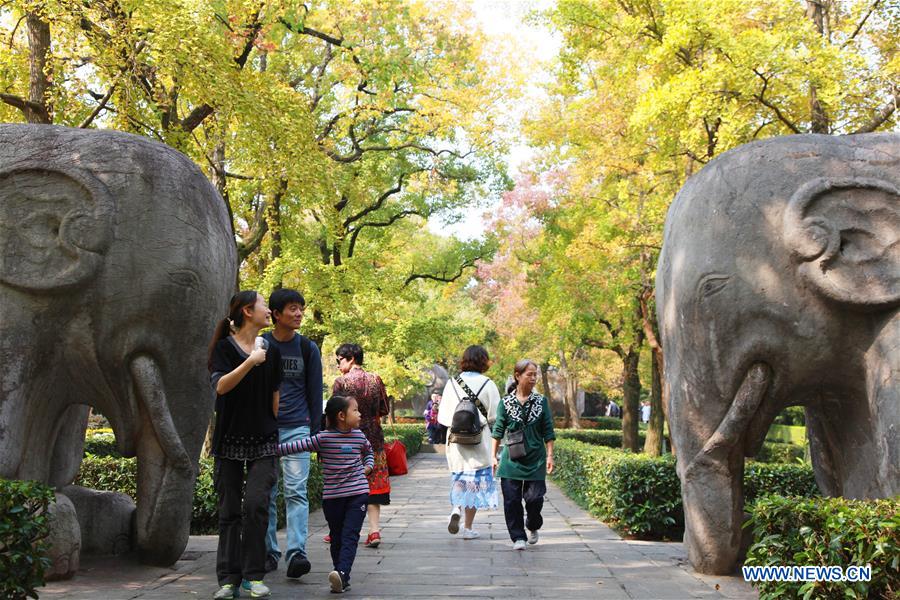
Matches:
[215,456,278,585]
[322,493,369,581]
[501,478,546,542]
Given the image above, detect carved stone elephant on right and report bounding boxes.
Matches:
[656,133,899,574]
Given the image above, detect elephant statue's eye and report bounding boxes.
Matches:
[168,269,200,289]
[697,274,730,299]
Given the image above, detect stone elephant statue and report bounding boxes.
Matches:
[0,124,236,567]
[655,133,899,575]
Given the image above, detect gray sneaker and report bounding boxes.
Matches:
[213,584,239,599]
[528,529,539,544]
[513,539,527,551]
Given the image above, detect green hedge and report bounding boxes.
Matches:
[745,495,900,599]
[555,428,647,448]
[77,424,425,534]
[752,441,807,464]
[0,479,55,600]
[550,440,820,540]
[767,424,807,444]
[82,431,120,458]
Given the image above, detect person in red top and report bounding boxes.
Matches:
[332,343,390,548]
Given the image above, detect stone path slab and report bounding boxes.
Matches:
[41,453,757,599]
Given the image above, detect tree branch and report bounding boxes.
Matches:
[753,69,802,134]
[404,258,479,286]
[236,200,268,261]
[852,86,898,134]
[347,209,424,257]
[844,0,881,46]
[79,83,116,128]
[342,171,421,228]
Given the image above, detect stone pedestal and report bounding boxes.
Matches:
[45,493,80,581]
[63,485,135,555]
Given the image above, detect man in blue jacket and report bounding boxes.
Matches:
[262,288,323,578]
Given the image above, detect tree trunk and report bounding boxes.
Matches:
[557,351,581,429]
[643,348,664,456]
[806,0,831,133]
[267,179,285,290]
[540,362,553,404]
[26,11,52,124]
[621,348,641,451]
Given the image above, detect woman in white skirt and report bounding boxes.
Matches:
[436,345,502,539]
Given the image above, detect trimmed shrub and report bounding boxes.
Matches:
[752,441,807,464]
[553,416,623,430]
[0,479,55,600]
[551,439,820,540]
[383,423,425,456]
[82,431,121,458]
[745,495,900,599]
[555,428,647,448]
[767,424,807,444]
[551,441,680,538]
[744,462,819,501]
[77,423,424,534]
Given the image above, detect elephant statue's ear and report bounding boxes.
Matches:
[0,166,113,292]
[784,177,899,308]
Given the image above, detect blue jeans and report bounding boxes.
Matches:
[266,425,311,562]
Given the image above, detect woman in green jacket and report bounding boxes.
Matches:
[491,359,555,551]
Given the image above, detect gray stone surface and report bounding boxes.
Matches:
[0,124,237,567]
[63,485,135,555]
[41,454,755,599]
[656,133,900,574]
[46,493,81,581]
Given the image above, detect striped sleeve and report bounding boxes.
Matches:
[361,436,374,469]
[278,433,321,456]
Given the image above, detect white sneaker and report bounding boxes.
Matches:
[245,580,269,598]
[462,528,480,540]
[513,539,527,551]
[528,529,539,544]
[213,584,238,599]
[448,508,461,535]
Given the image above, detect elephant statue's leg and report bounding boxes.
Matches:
[129,354,196,566]
[679,363,771,574]
[48,404,90,489]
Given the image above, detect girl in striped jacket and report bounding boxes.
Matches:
[277,395,374,593]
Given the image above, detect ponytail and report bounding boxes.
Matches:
[207,290,258,371]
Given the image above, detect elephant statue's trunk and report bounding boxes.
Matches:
[677,363,771,574]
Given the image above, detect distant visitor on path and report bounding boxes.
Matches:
[425,390,448,444]
[332,343,390,548]
[208,291,283,599]
[437,345,501,539]
[492,359,555,551]
[277,395,374,594]
[262,288,323,580]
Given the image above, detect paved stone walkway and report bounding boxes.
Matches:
[42,453,756,599]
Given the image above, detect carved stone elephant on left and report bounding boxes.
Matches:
[0,124,236,566]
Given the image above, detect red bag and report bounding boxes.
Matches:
[384,439,408,476]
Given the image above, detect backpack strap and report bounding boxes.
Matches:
[453,374,489,419]
[299,334,312,365]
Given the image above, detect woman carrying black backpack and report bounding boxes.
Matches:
[436,345,502,540]
[491,359,556,551]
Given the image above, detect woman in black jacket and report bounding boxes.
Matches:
[208,291,283,599]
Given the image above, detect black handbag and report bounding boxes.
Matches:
[506,429,526,461]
